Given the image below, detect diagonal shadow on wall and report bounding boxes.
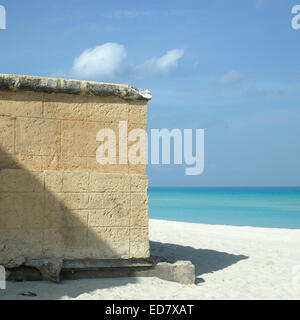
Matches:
[0,145,138,289]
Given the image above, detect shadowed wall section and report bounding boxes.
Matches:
[0,74,151,268]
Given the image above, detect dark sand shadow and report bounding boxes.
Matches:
[150,241,249,283]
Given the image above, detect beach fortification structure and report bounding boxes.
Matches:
[0,74,151,277]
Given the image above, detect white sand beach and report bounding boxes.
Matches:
[1,219,300,300]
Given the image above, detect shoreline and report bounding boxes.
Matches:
[149,218,300,231]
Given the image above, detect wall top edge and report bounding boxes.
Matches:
[0,74,152,101]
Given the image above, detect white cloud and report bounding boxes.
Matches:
[70,43,127,81]
[136,49,185,76]
[70,43,184,81]
[218,71,246,85]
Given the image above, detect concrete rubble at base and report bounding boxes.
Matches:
[24,259,63,283]
[7,258,196,285]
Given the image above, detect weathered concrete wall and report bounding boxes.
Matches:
[0,74,151,268]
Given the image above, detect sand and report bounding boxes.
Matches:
[1,219,300,300]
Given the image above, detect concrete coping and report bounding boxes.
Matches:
[0,74,152,101]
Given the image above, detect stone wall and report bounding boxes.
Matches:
[0,74,151,268]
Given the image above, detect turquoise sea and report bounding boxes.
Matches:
[148,187,300,229]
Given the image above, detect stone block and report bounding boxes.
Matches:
[0,91,43,118]
[44,208,88,229]
[87,227,130,259]
[88,207,130,227]
[60,155,87,171]
[43,227,88,257]
[87,156,128,174]
[131,193,148,227]
[86,97,129,122]
[128,102,147,124]
[43,93,87,120]
[61,120,103,158]
[0,116,14,154]
[14,155,43,170]
[89,173,131,193]
[62,171,89,193]
[45,170,63,192]
[16,118,60,156]
[131,175,148,192]
[130,227,150,258]
[0,169,44,193]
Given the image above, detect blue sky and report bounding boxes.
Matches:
[0,0,300,186]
